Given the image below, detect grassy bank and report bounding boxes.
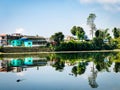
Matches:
[1,46,52,53]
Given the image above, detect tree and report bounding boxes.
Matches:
[112,27,120,38]
[71,26,77,36]
[95,30,102,38]
[50,32,64,45]
[87,13,96,39]
[95,29,111,43]
[70,26,85,41]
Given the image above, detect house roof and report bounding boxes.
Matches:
[0,34,7,36]
[23,35,46,40]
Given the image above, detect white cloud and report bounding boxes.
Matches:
[80,0,120,4]
[15,28,24,34]
[103,4,120,12]
[79,0,120,12]
[97,0,120,4]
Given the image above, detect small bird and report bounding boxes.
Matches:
[16,79,25,82]
[16,79,21,82]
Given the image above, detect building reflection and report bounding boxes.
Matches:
[0,57,47,72]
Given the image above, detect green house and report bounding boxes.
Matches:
[11,38,32,47]
[10,59,23,67]
[24,40,32,47]
[11,40,22,46]
[24,57,33,65]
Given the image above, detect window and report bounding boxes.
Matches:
[28,42,31,45]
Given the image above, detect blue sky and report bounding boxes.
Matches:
[0,0,120,38]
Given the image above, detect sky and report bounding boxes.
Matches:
[0,0,120,38]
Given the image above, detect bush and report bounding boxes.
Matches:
[54,41,93,51]
[53,38,115,51]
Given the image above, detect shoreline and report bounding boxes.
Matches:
[0,49,120,54]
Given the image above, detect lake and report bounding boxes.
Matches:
[0,52,120,90]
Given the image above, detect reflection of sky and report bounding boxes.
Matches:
[16,72,25,76]
[0,63,120,90]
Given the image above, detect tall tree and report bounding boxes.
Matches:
[50,32,64,45]
[112,27,120,38]
[87,13,96,39]
[70,26,85,41]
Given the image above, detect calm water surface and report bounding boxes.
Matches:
[0,52,120,90]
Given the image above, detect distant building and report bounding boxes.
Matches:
[0,33,23,46]
[64,36,76,41]
[0,33,47,47]
[22,35,47,46]
[11,40,22,46]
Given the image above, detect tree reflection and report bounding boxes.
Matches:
[88,62,98,88]
[72,61,88,76]
[93,53,112,72]
[51,57,65,72]
[114,62,120,73]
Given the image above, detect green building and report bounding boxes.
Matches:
[11,40,22,46]
[11,38,32,47]
[10,59,23,67]
[24,40,32,47]
[24,57,33,65]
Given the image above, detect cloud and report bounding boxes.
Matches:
[97,0,120,4]
[15,28,25,34]
[79,0,120,12]
[103,4,120,12]
[80,0,120,4]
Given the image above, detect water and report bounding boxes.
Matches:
[0,52,120,90]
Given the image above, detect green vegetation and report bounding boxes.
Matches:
[49,13,120,51]
[1,13,120,53]
[70,26,85,41]
[112,27,120,39]
[50,32,64,45]
[1,51,120,74]
[0,46,3,52]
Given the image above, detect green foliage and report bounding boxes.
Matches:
[112,27,120,38]
[92,37,104,50]
[50,32,64,45]
[54,41,93,51]
[52,57,65,71]
[0,46,3,52]
[113,38,120,49]
[70,26,85,40]
[95,29,111,41]
[95,30,102,38]
[53,37,116,51]
[72,62,87,76]
[71,26,76,36]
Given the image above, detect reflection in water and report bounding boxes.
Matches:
[0,57,47,73]
[72,61,88,76]
[88,63,98,88]
[114,62,120,73]
[0,52,120,89]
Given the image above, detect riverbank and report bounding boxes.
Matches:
[0,46,51,53]
[0,49,120,55]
